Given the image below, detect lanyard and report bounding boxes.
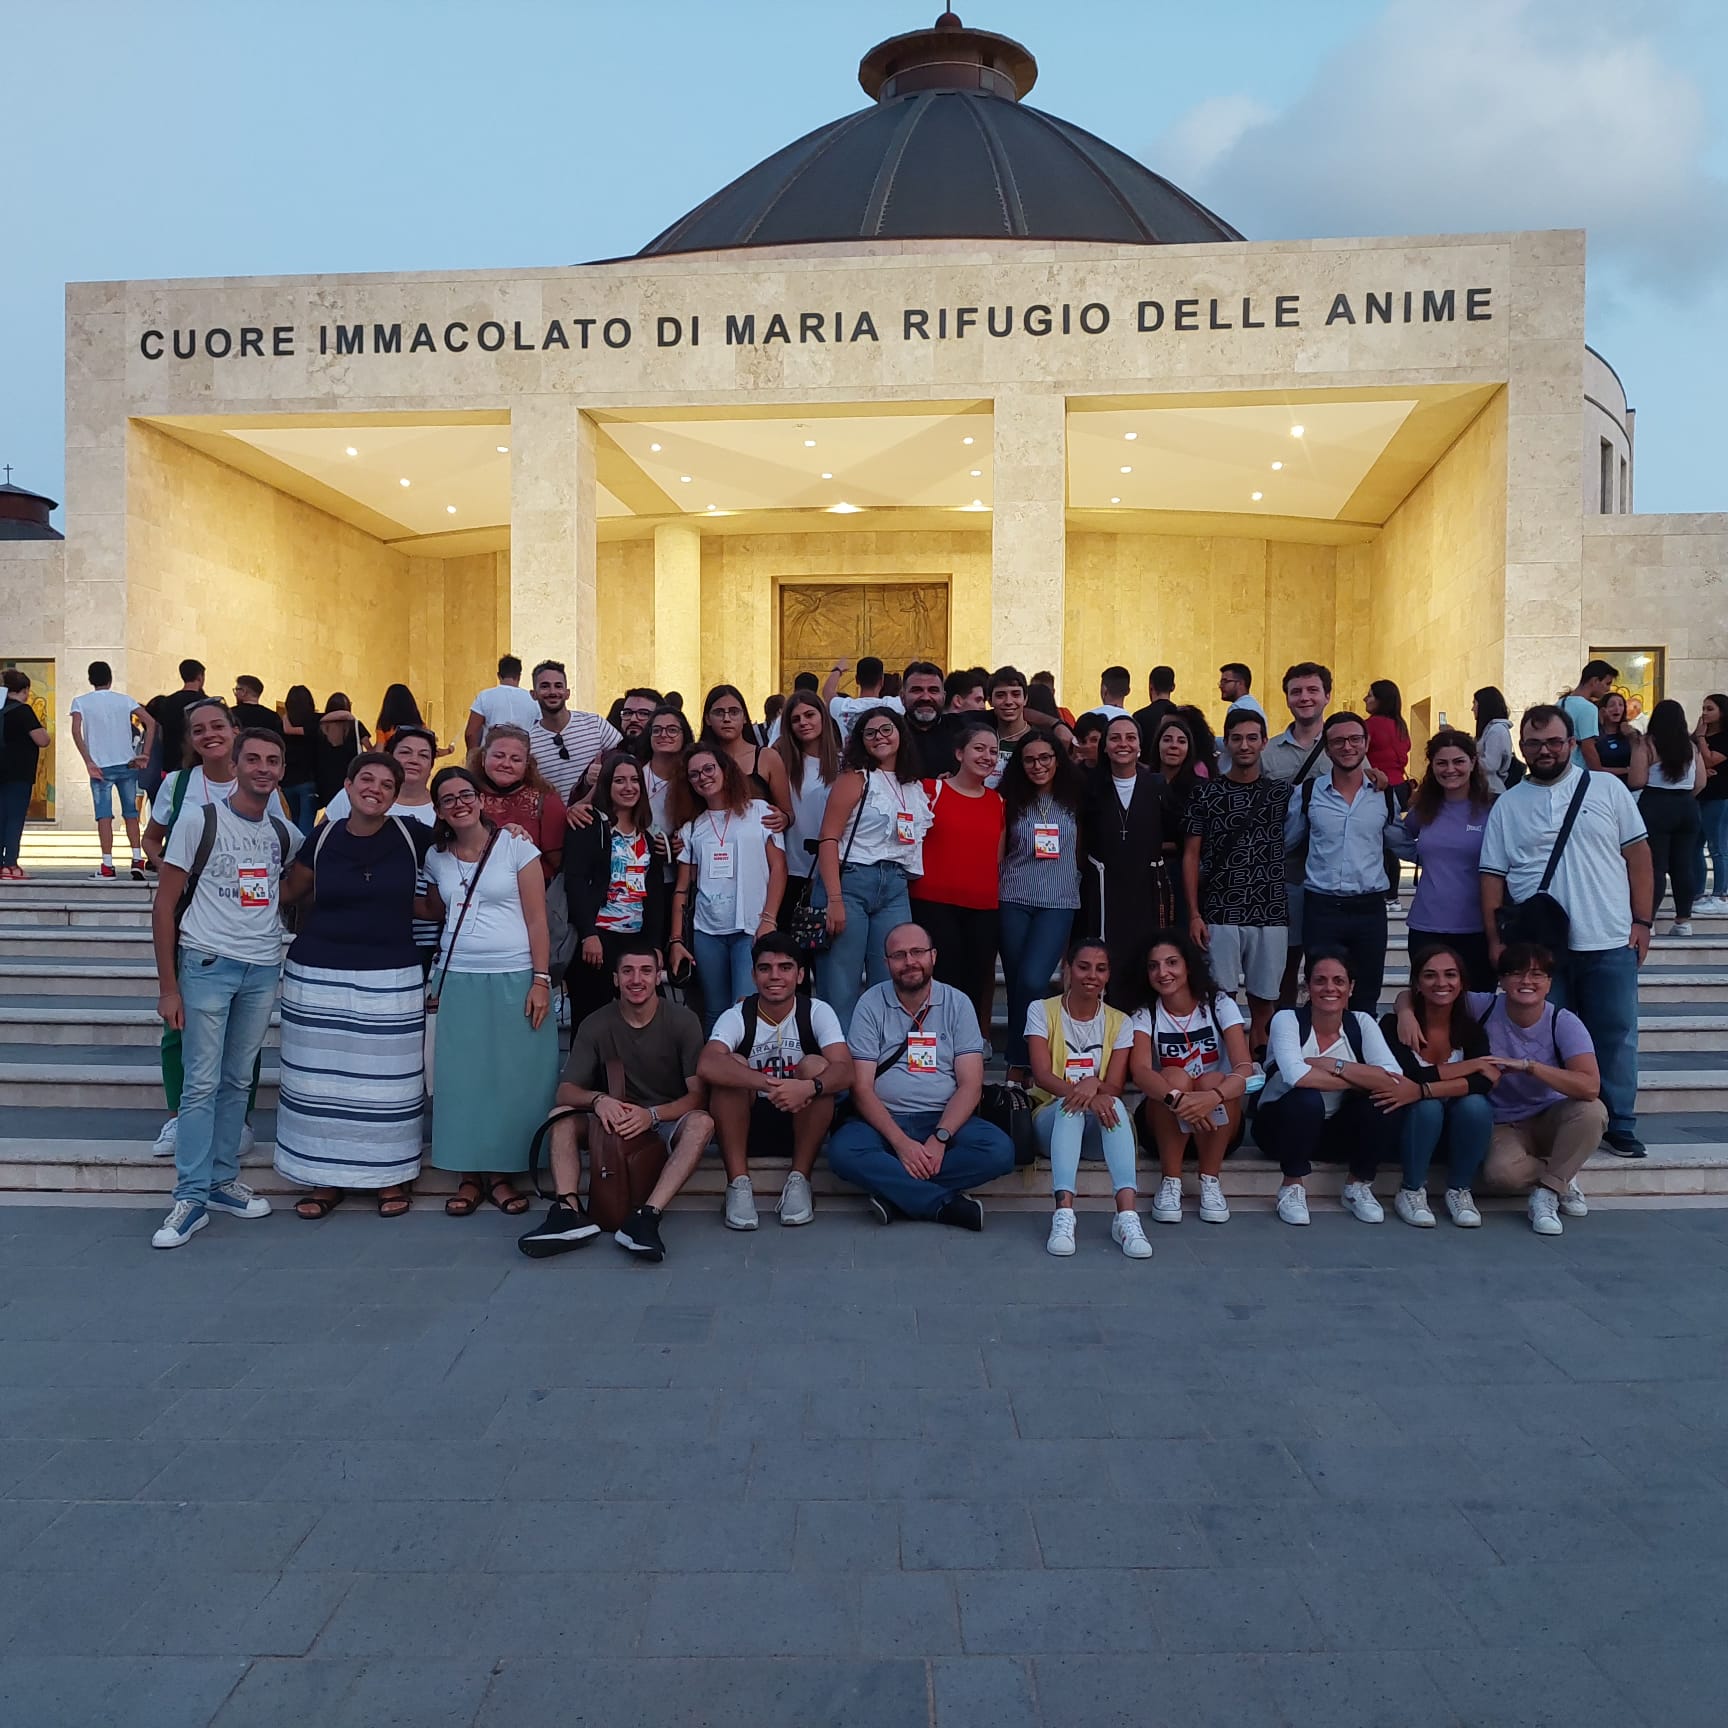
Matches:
[704,811,731,848]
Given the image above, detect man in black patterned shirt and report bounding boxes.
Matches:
[1181,707,1290,1056]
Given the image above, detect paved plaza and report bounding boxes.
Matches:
[2,1198,1726,1727]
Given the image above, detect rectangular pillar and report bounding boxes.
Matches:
[509,399,600,708]
[991,389,1066,679]
[653,522,703,702]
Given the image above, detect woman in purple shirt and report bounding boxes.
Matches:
[1402,729,1497,990]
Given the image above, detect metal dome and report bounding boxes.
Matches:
[637,12,1242,258]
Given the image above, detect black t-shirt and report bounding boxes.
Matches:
[232,702,284,735]
[1181,772,1292,926]
[1701,733,1728,804]
[1133,699,1177,762]
[288,817,433,972]
[147,689,209,770]
[908,716,962,779]
[0,698,43,785]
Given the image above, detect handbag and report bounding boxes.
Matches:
[978,1078,1036,1168]
[423,827,500,1097]
[1494,771,1591,953]
[788,782,868,957]
[583,1057,668,1231]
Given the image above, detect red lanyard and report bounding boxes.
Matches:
[705,811,731,848]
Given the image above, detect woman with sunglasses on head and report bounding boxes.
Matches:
[564,749,670,1024]
[812,705,933,1033]
[667,743,787,1033]
[420,766,557,1217]
[700,683,792,830]
[997,734,1086,1085]
[772,689,843,937]
[466,724,565,879]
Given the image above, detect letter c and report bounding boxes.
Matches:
[140,329,164,360]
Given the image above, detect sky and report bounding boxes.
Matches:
[3,0,1725,520]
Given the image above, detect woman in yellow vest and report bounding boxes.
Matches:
[1025,937,1150,1260]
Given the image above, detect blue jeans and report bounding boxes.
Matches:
[693,928,756,1035]
[284,781,319,836]
[1034,1098,1138,1195]
[89,766,142,824]
[1399,1093,1492,1191]
[815,860,912,1037]
[1550,944,1639,1138]
[174,946,281,1205]
[0,780,29,867]
[999,902,1076,1069]
[1699,799,1728,899]
[827,1108,1015,1219]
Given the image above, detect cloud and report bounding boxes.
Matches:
[1155,0,1728,290]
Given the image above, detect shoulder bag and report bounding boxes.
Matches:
[422,828,500,1097]
[789,774,867,957]
[584,1056,669,1231]
[1494,772,1591,953]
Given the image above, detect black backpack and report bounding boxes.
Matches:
[732,993,819,1065]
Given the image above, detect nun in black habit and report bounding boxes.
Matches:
[1080,715,1172,1008]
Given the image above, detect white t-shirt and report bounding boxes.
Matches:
[320,789,437,826]
[676,800,785,935]
[786,755,831,879]
[469,684,541,732]
[828,694,904,741]
[1085,704,1134,725]
[424,830,542,973]
[70,689,143,767]
[1131,994,1246,1079]
[709,996,846,1076]
[1024,997,1135,1085]
[1647,755,1698,793]
[1479,764,1647,951]
[164,800,303,966]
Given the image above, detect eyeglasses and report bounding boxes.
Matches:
[436,790,479,811]
[621,707,656,723]
[1021,752,1057,768]
[1502,966,1552,979]
[651,725,684,740]
[1525,739,1569,754]
[709,705,745,722]
[689,763,721,781]
[886,945,932,962]
[861,725,898,742]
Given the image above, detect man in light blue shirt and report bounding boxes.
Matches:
[1558,658,1617,771]
[1284,712,1412,1010]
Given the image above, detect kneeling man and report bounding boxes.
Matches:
[828,923,1014,1229]
[518,939,712,1263]
[698,934,853,1229]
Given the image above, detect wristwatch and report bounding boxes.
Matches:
[1333,1058,1347,1076]
[934,1127,953,1145]
[810,1077,825,1097]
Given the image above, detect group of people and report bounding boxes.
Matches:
[11,644,1715,1255]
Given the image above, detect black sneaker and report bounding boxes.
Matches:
[867,1194,894,1226]
[936,1194,984,1232]
[517,1197,601,1259]
[615,1205,666,1262]
[1602,1130,1647,1159]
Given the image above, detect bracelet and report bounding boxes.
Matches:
[1632,918,1654,929]
[648,1106,660,1127]
[531,972,551,984]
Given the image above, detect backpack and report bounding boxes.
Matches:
[731,993,819,1068]
[1261,1004,1367,1094]
[173,799,295,931]
[1292,776,1399,881]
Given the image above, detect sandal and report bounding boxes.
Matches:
[295,1189,344,1220]
[488,1178,530,1216]
[445,1177,484,1217]
[377,1186,412,1218]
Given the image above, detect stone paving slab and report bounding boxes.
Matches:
[2,1201,1726,1725]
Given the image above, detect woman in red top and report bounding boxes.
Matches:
[1365,679,1413,906]
[912,718,1007,1038]
[467,724,565,878]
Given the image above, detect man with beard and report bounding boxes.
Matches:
[902,661,961,777]
[1480,703,1653,1159]
[526,659,621,805]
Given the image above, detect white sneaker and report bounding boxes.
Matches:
[1560,1179,1589,1219]
[1150,1176,1184,1224]
[1112,1210,1153,1259]
[151,1200,207,1249]
[1528,1187,1564,1236]
[207,1179,271,1219]
[1198,1174,1230,1224]
[1046,1206,1077,1257]
[723,1175,759,1231]
[776,1170,815,1227]
[238,1122,257,1157]
[151,1117,178,1158]
[1277,1184,1311,1226]
[1445,1188,1482,1228]
[1394,1187,1435,1228]
[1342,1182,1385,1223]
[1668,920,1693,938]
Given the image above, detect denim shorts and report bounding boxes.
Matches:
[89,766,141,821]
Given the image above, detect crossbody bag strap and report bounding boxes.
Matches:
[874,998,931,1079]
[427,826,501,1004]
[1296,738,1327,781]
[839,772,871,868]
[1537,772,1593,895]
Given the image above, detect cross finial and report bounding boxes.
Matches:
[1,465,12,485]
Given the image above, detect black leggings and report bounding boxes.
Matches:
[1254,1087,1397,1182]
[909,898,1000,1022]
[1640,787,1703,918]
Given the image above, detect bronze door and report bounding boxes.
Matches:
[778,582,948,694]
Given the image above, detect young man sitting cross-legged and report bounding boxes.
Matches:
[517,938,712,1264]
[697,933,854,1229]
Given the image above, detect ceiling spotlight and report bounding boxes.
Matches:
[828,500,862,514]
[1251,491,1264,502]
[803,438,817,448]
[962,436,975,446]
[344,445,358,457]
[1290,424,1305,438]
[399,477,411,488]
[1123,432,1138,441]
[1110,496,1121,505]
[649,442,662,453]
[1271,461,1284,471]
[679,475,692,484]
[707,503,717,511]
[821,471,833,480]
[1119,465,1132,474]
[446,505,457,514]
[496,445,510,454]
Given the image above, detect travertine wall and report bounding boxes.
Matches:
[126,422,417,734]
[1336,389,1509,741]
[598,539,657,696]
[0,541,65,659]
[1583,516,1728,713]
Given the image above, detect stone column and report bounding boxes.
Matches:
[653,521,703,701]
[991,389,1066,678]
[509,398,600,708]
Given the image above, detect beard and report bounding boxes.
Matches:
[909,702,941,726]
[1525,756,1570,783]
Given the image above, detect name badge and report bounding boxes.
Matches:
[1184,1051,1208,1079]
[906,1033,940,1073]
[707,846,734,880]
[1063,1053,1096,1083]
[237,864,271,910]
[894,810,917,845]
[1033,823,1061,859]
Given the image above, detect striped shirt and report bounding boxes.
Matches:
[528,711,620,803]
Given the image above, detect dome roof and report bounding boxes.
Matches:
[0,470,62,542]
[637,11,1241,258]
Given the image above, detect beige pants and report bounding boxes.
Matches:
[1483,1098,1608,1197]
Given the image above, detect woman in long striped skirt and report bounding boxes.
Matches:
[275,753,433,1217]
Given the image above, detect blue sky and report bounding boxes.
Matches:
[3,0,1724,518]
